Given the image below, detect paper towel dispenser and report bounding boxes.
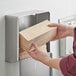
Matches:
[5,10,50,63]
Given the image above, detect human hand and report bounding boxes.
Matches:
[28,43,61,70]
[28,43,51,65]
[48,23,74,40]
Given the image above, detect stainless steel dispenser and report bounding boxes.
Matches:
[5,10,50,63]
[5,10,52,76]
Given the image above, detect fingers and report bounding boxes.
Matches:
[27,43,38,59]
[32,43,38,49]
[29,46,35,52]
[28,43,38,53]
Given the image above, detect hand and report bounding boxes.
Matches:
[28,43,51,65]
[28,43,61,70]
[48,23,74,40]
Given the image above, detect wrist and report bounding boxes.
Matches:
[43,57,51,66]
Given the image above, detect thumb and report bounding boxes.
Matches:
[32,43,38,49]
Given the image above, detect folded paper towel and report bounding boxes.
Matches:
[19,20,57,54]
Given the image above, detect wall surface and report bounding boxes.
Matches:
[0,0,76,76]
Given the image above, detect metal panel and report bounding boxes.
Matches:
[20,53,52,76]
[5,16,19,62]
